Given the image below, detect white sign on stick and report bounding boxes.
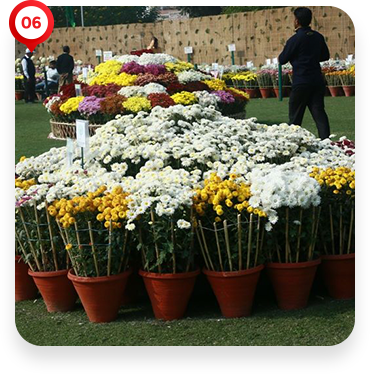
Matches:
[247,61,254,69]
[228,44,236,52]
[272,57,278,64]
[66,138,74,167]
[103,51,113,61]
[82,67,88,80]
[184,46,193,54]
[75,84,82,97]
[95,49,102,57]
[76,120,90,149]
[347,54,353,61]
[265,58,271,65]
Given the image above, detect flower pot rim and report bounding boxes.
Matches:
[321,253,355,261]
[15,255,22,262]
[203,264,264,278]
[266,258,321,269]
[67,268,132,283]
[28,268,69,278]
[139,268,200,279]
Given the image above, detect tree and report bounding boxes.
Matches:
[49,6,158,28]
[222,6,283,15]
[178,6,223,18]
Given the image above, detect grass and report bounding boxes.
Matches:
[15,96,355,161]
[14,97,355,346]
[15,274,355,346]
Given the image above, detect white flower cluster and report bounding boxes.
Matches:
[176,70,211,84]
[16,105,354,227]
[194,91,220,107]
[137,53,177,66]
[118,83,167,98]
[44,96,61,113]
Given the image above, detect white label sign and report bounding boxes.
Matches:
[95,49,102,57]
[228,44,236,52]
[66,138,74,167]
[75,84,82,97]
[247,61,254,68]
[266,58,271,65]
[184,46,193,54]
[212,63,219,71]
[76,120,89,148]
[272,57,278,64]
[82,67,88,79]
[103,51,113,61]
[347,54,353,61]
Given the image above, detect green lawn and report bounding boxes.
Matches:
[15,278,355,346]
[15,96,355,161]
[14,97,355,346]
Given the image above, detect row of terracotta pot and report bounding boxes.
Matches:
[15,253,354,322]
[327,85,355,97]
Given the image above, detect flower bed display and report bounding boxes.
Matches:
[43,53,250,139]
[15,105,355,320]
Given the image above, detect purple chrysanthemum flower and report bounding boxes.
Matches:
[78,96,104,116]
[212,90,235,104]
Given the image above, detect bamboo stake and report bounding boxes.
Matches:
[186,212,195,272]
[309,206,321,261]
[33,201,47,271]
[44,202,59,271]
[118,229,129,273]
[15,228,36,272]
[223,220,233,271]
[214,222,224,272]
[195,226,210,270]
[88,221,100,277]
[329,205,335,255]
[237,214,242,271]
[107,220,113,276]
[18,207,41,271]
[347,205,354,254]
[254,215,261,268]
[339,204,343,255]
[296,208,303,263]
[276,244,282,263]
[138,224,148,271]
[247,213,253,269]
[171,220,177,274]
[63,226,79,276]
[56,219,69,268]
[150,210,161,274]
[285,208,290,263]
[199,220,214,271]
[74,221,87,277]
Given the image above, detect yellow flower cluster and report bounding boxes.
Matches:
[194,173,266,221]
[309,167,355,196]
[171,91,198,105]
[202,79,227,91]
[15,178,36,191]
[165,61,194,72]
[227,87,250,100]
[94,60,122,75]
[89,72,137,86]
[231,72,258,82]
[60,96,85,114]
[122,97,151,113]
[48,186,130,229]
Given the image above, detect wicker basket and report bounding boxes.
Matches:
[50,120,103,140]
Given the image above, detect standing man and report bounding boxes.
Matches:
[56,46,74,92]
[21,48,36,104]
[279,7,330,139]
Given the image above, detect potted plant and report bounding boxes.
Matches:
[50,186,133,323]
[310,166,355,299]
[15,200,77,312]
[231,72,259,98]
[339,68,355,97]
[256,71,273,99]
[194,173,265,318]
[15,76,24,100]
[325,72,344,97]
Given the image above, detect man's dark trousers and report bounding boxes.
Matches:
[289,83,330,140]
[24,78,36,103]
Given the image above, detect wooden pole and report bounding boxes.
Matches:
[347,205,354,254]
[247,213,253,269]
[15,228,36,272]
[150,210,161,274]
[214,221,224,272]
[118,229,129,273]
[44,202,59,271]
[107,220,113,276]
[74,221,87,277]
[138,224,148,272]
[254,215,261,267]
[63,226,79,276]
[195,226,210,270]
[285,208,290,263]
[33,201,47,271]
[171,220,177,274]
[223,220,233,271]
[339,204,343,255]
[296,208,303,263]
[56,219,69,268]
[88,221,100,277]
[329,204,335,255]
[237,214,242,271]
[199,220,215,271]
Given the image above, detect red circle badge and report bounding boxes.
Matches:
[9,0,54,52]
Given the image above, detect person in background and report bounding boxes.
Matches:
[21,48,36,104]
[279,7,330,140]
[147,36,162,53]
[56,45,74,92]
[36,60,59,98]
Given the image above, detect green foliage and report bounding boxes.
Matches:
[178,6,223,18]
[222,6,284,15]
[49,6,159,28]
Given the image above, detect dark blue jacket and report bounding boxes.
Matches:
[279,27,330,86]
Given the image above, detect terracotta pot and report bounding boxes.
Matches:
[15,91,24,101]
[245,88,259,99]
[259,88,271,99]
[204,264,264,318]
[342,86,355,97]
[29,269,77,312]
[68,269,132,323]
[139,269,200,321]
[266,258,321,310]
[321,253,355,299]
[328,86,343,97]
[15,256,38,301]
